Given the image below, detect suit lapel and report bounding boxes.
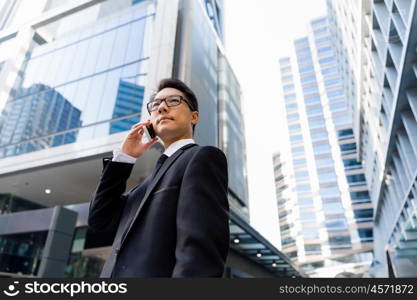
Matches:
[120,143,197,247]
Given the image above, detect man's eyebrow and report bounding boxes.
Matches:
[153,94,183,100]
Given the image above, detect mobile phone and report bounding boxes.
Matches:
[143,123,156,141]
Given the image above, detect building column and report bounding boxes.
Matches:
[37,206,77,277]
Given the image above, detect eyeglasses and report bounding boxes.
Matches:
[147,95,193,113]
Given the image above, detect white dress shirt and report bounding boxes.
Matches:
[112,138,195,163]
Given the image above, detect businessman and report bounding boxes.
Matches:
[88,78,230,277]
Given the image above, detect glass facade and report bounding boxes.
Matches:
[218,52,248,207]
[0,194,44,215]
[0,4,153,158]
[0,231,47,275]
[176,0,219,148]
[202,0,223,41]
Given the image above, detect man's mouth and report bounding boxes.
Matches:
[158,116,174,123]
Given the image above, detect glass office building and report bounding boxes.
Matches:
[327,0,417,277]
[276,17,373,277]
[0,0,302,278]
[0,2,151,157]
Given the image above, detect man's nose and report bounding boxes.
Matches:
[157,100,169,113]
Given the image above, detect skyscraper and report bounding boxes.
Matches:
[276,16,373,277]
[327,0,417,277]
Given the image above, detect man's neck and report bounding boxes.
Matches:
[162,134,193,150]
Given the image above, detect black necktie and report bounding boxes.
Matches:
[152,154,168,179]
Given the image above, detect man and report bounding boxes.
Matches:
[88,78,230,277]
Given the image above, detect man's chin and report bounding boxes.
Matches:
[156,126,175,138]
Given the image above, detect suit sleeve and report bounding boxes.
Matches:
[172,146,230,277]
[88,156,134,232]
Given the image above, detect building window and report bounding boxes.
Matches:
[283,84,295,91]
[319,56,335,65]
[290,134,303,143]
[309,119,326,129]
[287,113,299,121]
[350,191,371,204]
[295,171,309,181]
[343,158,362,170]
[294,37,309,46]
[307,106,323,117]
[337,128,353,140]
[303,85,319,94]
[313,27,328,35]
[311,18,326,26]
[300,212,316,222]
[287,251,298,258]
[297,56,312,64]
[316,157,333,168]
[325,219,347,231]
[311,130,328,141]
[325,78,341,88]
[302,228,319,239]
[321,66,337,75]
[320,186,340,198]
[323,202,344,215]
[301,75,316,84]
[293,158,307,167]
[318,171,337,184]
[288,123,301,132]
[280,66,291,73]
[296,47,311,55]
[353,209,373,223]
[304,95,321,105]
[282,237,296,247]
[286,103,298,111]
[347,174,366,186]
[280,224,291,232]
[317,46,332,54]
[315,36,331,45]
[279,57,290,64]
[299,66,314,73]
[313,143,331,155]
[291,146,305,155]
[327,89,344,99]
[333,114,351,125]
[296,184,311,193]
[298,197,314,207]
[284,93,296,101]
[340,142,356,154]
[329,236,351,248]
[304,244,321,254]
[358,228,373,242]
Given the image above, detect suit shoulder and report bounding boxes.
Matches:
[191,145,227,161]
[201,145,225,155]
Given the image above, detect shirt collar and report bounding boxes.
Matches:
[163,138,195,157]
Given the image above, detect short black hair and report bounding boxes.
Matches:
[151,78,199,132]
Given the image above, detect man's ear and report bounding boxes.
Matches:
[191,111,199,125]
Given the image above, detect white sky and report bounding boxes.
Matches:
[223,0,326,248]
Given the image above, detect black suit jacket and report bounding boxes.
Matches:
[88,143,230,277]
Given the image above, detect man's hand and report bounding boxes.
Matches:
[120,120,159,158]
